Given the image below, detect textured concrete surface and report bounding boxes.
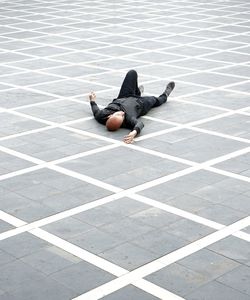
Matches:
[0,0,249,299]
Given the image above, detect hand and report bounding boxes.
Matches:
[123,130,137,144]
[89,92,96,102]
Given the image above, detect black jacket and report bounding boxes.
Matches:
[90,97,144,134]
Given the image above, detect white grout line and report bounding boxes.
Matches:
[1,97,249,148]
[127,143,197,166]
[133,280,185,300]
[130,193,250,241]
[1,149,249,243]
[0,209,185,300]
[143,116,250,144]
[0,107,249,189]
[31,227,128,277]
[0,165,44,182]
[0,193,123,241]
[0,125,55,141]
[73,216,250,300]
[187,126,250,145]
[201,146,250,168]
[136,111,235,142]
[0,116,94,142]
[233,231,250,242]
[0,210,26,227]
[50,143,119,165]
[49,164,123,193]
[1,4,249,299]
[131,194,223,230]
[0,145,44,164]
[205,166,250,183]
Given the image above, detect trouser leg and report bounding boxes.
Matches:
[117,70,141,99]
[139,93,167,115]
[153,93,167,107]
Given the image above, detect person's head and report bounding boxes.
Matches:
[106,111,125,131]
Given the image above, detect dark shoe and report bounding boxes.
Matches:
[165,81,175,96]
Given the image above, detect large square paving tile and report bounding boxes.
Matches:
[0,0,249,299]
[60,146,188,189]
[0,127,111,161]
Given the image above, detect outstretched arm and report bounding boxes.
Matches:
[88,92,111,125]
[89,91,96,102]
[123,117,144,144]
[123,130,137,144]
[89,92,100,117]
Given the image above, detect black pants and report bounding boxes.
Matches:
[117,70,167,115]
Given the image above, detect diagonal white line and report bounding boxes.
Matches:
[0,210,184,300]
[73,216,250,300]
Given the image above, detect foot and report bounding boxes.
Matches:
[164,81,175,96]
[139,85,144,95]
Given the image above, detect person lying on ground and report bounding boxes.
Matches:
[89,69,175,144]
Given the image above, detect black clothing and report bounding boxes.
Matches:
[90,70,167,134]
[91,97,144,134]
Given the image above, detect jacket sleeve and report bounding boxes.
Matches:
[90,101,109,124]
[127,116,144,135]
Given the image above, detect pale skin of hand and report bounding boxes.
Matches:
[89,92,137,144]
[89,91,96,102]
[123,130,137,144]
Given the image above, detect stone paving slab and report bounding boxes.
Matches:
[0,0,249,299]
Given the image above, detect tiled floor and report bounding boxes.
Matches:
[0,0,249,299]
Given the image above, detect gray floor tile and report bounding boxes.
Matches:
[6,277,77,300]
[0,0,249,299]
[73,206,124,227]
[130,228,189,256]
[164,219,215,242]
[208,236,250,265]
[0,249,16,267]
[186,280,250,300]
[100,242,158,270]
[0,260,45,293]
[203,51,250,64]
[60,146,184,188]
[0,127,111,161]
[101,217,155,242]
[184,89,249,109]
[68,227,123,254]
[33,78,105,97]
[18,99,89,123]
[221,194,250,214]
[139,170,223,202]
[146,263,210,297]
[216,265,250,296]
[146,100,223,124]
[197,114,250,139]
[50,261,115,294]
[101,285,159,300]
[0,88,56,109]
[103,197,151,217]
[20,246,81,275]
[195,204,248,225]
[0,233,49,259]
[167,193,213,214]
[129,207,181,228]
[42,216,93,239]
[138,128,247,163]
[0,220,14,233]
[0,71,61,87]
[0,112,46,137]
[178,248,240,280]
